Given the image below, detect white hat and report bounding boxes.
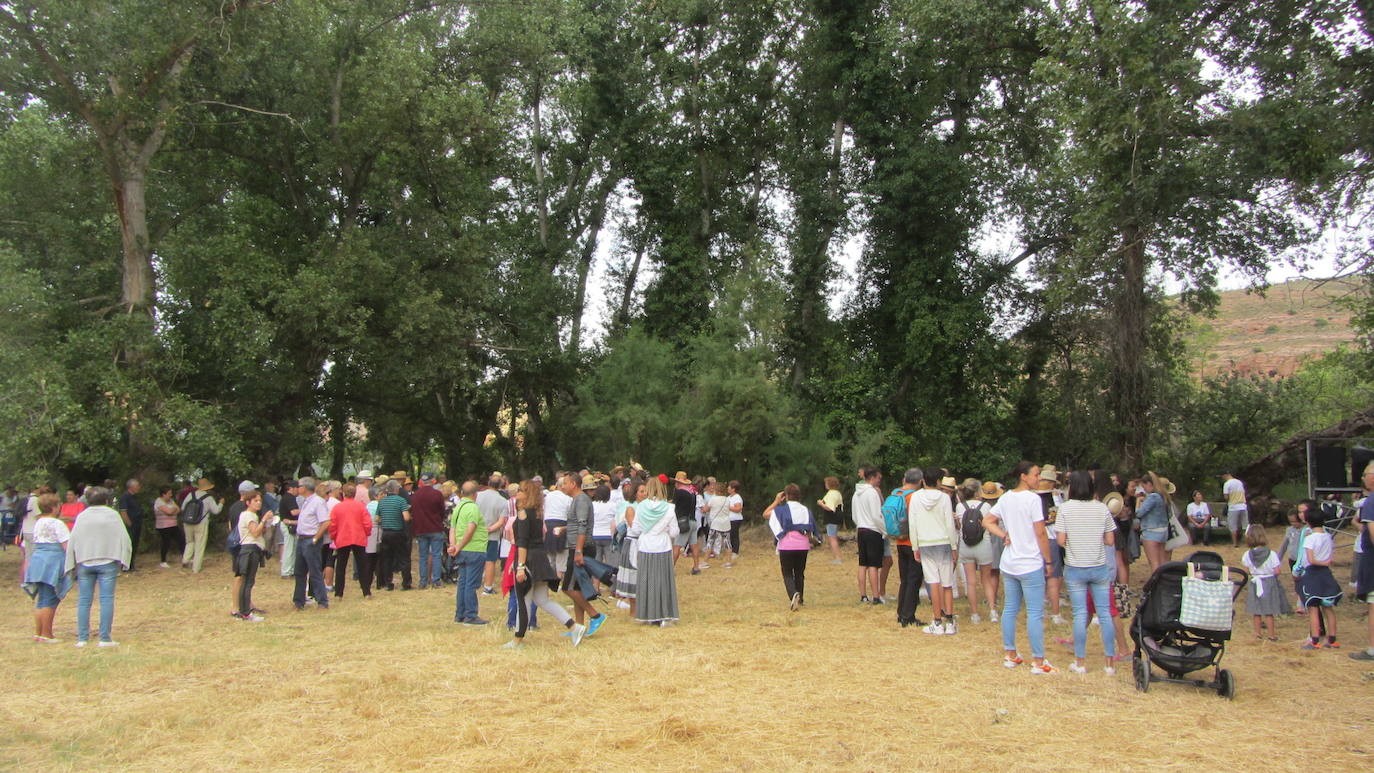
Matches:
[356,470,373,481]
[237,480,259,494]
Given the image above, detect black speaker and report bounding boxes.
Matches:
[1352,446,1374,486]
[1314,445,1347,487]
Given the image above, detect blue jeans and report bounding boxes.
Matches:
[1065,562,1116,659]
[293,538,329,609]
[416,533,445,588]
[507,590,538,628]
[454,551,484,621]
[1001,568,1046,659]
[76,562,120,642]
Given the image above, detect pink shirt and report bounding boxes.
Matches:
[777,531,810,551]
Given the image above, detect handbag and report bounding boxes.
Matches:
[1164,506,1191,552]
[1178,561,1234,631]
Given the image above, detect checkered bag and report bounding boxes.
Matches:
[1178,562,1234,631]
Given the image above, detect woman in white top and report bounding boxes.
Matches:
[235,491,276,621]
[703,482,734,567]
[1056,471,1117,675]
[22,493,70,642]
[983,462,1055,674]
[1185,491,1211,546]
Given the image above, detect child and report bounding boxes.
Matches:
[1295,507,1342,649]
[1240,525,1290,641]
[235,492,276,622]
[22,493,71,642]
[1276,508,1304,573]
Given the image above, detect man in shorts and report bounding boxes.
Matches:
[851,466,885,604]
[910,468,959,634]
[1221,472,1249,548]
[673,472,703,574]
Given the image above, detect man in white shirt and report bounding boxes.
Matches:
[1221,472,1248,548]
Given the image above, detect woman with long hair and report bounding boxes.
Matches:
[633,475,681,626]
[1136,473,1170,573]
[1057,470,1117,674]
[507,480,586,648]
[983,462,1056,674]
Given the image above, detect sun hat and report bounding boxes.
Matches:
[392,470,407,480]
[978,481,1005,500]
[1103,491,1124,515]
[939,475,957,489]
[581,474,599,490]
[374,474,390,485]
[1157,476,1177,496]
[356,470,373,481]
[196,477,214,492]
[1146,471,1171,495]
[1039,464,1059,482]
[673,470,692,485]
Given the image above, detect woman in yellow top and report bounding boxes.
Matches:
[817,477,844,564]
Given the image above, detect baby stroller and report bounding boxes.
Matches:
[1130,550,1248,699]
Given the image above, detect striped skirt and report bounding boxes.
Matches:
[614,537,639,599]
[634,549,679,624]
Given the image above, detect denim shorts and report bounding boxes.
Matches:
[1141,527,1167,543]
[825,523,838,538]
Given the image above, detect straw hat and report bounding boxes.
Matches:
[939,476,957,489]
[673,470,692,485]
[374,474,390,485]
[1103,491,1124,515]
[1039,464,1060,482]
[1145,471,1173,496]
[581,474,599,490]
[356,470,373,481]
[978,481,1005,500]
[196,477,214,492]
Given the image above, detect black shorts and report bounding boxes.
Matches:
[824,509,844,526]
[856,528,885,568]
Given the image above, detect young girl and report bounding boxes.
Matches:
[23,493,70,642]
[1295,507,1342,648]
[1241,525,1291,641]
[1277,508,1304,573]
[816,477,844,563]
[235,491,276,622]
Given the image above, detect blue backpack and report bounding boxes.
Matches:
[882,487,917,538]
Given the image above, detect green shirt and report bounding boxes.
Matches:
[377,495,409,531]
[450,498,486,554]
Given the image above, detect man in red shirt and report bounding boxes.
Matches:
[410,473,447,589]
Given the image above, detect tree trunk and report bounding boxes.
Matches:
[1111,226,1149,470]
[329,407,348,480]
[114,173,155,315]
[1240,407,1374,497]
[568,176,616,355]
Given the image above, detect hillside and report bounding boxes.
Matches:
[1187,277,1361,378]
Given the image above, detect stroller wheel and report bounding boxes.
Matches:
[1132,654,1150,693]
[1217,669,1235,700]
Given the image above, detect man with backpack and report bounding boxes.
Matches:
[179,478,223,572]
[852,466,885,605]
[885,469,925,626]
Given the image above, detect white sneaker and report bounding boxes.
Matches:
[243,613,266,622]
[1069,662,1088,674]
[570,623,587,647]
[75,640,87,648]
[989,609,999,623]
[922,621,945,635]
[159,562,170,569]
[1051,614,1067,626]
[1103,666,1116,676]
[97,640,119,648]
[944,619,958,635]
[616,600,631,610]
[970,613,982,624]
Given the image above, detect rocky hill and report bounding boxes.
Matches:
[1187,277,1361,378]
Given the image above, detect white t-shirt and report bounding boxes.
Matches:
[544,490,572,522]
[990,490,1045,576]
[592,501,615,538]
[1223,478,1246,512]
[1186,502,1210,522]
[32,517,70,544]
[705,494,731,531]
[727,493,744,522]
[1355,496,1367,554]
[1304,531,1333,563]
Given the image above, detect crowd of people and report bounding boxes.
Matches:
[7,459,1373,669]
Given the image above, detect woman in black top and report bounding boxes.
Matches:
[507,480,585,648]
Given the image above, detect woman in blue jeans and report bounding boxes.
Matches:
[1056,470,1118,674]
[984,462,1057,675]
[62,486,132,647]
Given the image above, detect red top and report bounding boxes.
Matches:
[328,498,372,548]
[409,485,446,535]
[59,501,86,526]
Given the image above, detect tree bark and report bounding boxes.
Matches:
[1111,226,1149,470]
[1240,407,1374,498]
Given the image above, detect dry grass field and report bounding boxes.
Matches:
[1,529,1370,772]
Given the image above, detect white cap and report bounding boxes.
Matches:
[237,480,258,494]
